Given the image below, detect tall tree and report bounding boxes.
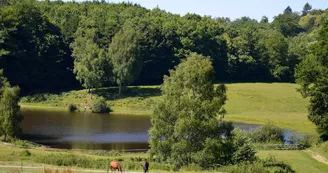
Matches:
[149,53,255,169]
[295,20,328,140]
[264,30,291,81]
[0,76,22,141]
[302,2,312,16]
[71,27,109,93]
[283,6,293,15]
[260,16,269,23]
[109,27,142,95]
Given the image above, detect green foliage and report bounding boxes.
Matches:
[295,19,328,141]
[0,1,76,93]
[321,141,328,152]
[302,3,312,16]
[297,135,313,149]
[67,104,78,112]
[11,140,40,148]
[71,27,108,89]
[219,156,295,173]
[92,96,110,113]
[248,123,284,144]
[19,150,31,157]
[272,13,303,37]
[109,25,142,95]
[283,6,293,15]
[0,85,22,141]
[1,0,327,93]
[149,53,256,169]
[88,150,121,156]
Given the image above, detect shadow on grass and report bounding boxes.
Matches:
[93,86,161,100]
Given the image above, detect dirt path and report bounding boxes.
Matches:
[306,150,328,165]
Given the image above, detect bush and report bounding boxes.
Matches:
[297,135,312,149]
[219,155,295,173]
[249,123,284,144]
[232,129,257,164]
[321,141,328,152]
[19,150,31,157]
[11,140,40,148]
[68,104,78,112]
[92,96,111,113]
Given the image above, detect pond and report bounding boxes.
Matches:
[20,109,300,151]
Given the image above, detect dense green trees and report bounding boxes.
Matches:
[0,0,326,93]
[295,20,328,141]
[149,53,255,169]
[0,1,77,93]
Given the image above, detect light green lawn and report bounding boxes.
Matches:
[20,83,315,135]
[257,150,328,173]
[224,83,315,135]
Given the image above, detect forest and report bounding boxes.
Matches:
[0,0,327,94]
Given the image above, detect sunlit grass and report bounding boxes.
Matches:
[257,150,328,173]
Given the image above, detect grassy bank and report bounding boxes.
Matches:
[1,141,328,173]
[257,150,328,173]
[20,83,314,135]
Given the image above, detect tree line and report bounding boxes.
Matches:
[0,0,327,94]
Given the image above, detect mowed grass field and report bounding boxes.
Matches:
[257,150,328,173]
[224,83,314,135]
[20,83,314,135]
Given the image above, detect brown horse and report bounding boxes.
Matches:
[107,161,123,173]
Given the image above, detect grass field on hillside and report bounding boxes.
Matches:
[20,83,315,135]
[257,150,328,173]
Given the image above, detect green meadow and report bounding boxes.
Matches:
[257,150,328,173]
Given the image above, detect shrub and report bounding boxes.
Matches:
[92,96,111,113]
[249,123,284,144]
[19,150,31,157]
[321,141,328,152]
[232,129,257,163]
[12,140,40,148]
[68,104,78,112]
[219,155,295,173]
[297,135,312,149]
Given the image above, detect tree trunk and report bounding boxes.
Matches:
[4,133,6,141]
[119,83,122,96]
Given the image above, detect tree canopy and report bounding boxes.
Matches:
[0,0,326,94]
[149,53,255,169]
[295,20,328,141]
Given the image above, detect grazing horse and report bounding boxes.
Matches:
[107,161,123,173]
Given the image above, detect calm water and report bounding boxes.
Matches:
[20,109,299,151]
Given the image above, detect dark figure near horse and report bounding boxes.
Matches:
[107,161,122,173]
[141,159,149,173]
